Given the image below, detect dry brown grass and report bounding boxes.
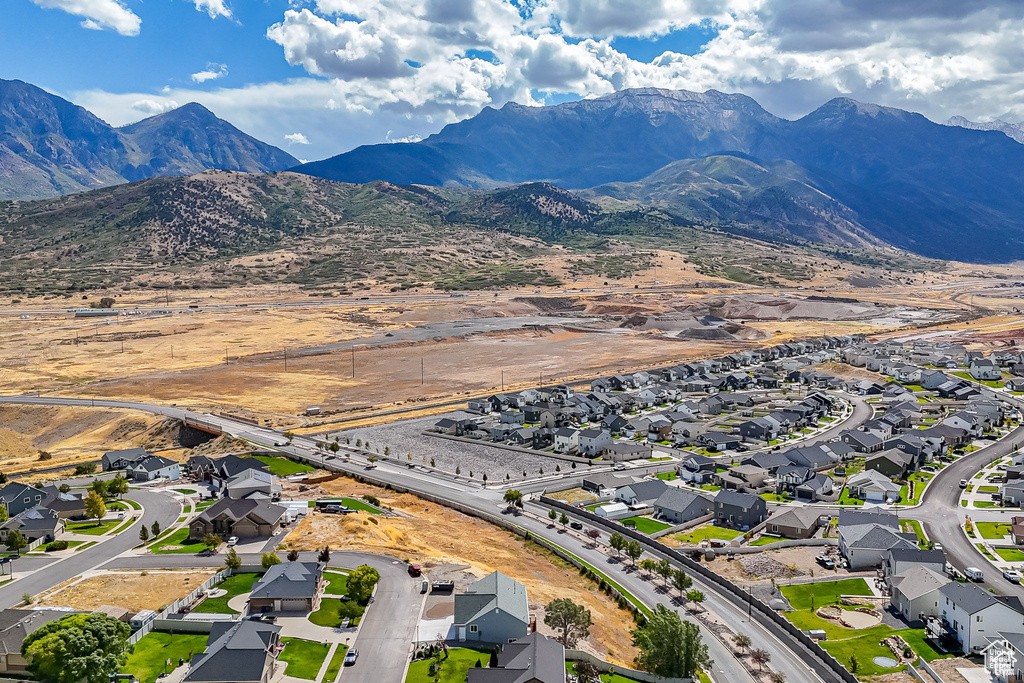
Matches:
[285,477,638,665]
[35,569,216,612]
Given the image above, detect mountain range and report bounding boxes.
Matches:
[0,78,297,200]
[295,88,1024,262]
[944,115,1024,144]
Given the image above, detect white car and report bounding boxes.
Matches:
[227,536,239,547]
[1003,569,1022,584]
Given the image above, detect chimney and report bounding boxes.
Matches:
[528,617,536,633]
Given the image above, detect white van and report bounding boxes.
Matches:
[965,567,984,582]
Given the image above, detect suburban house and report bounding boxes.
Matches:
[248,561,324,613]
[845,469,901,504]
[0,610,76,674]
[889,567,951,622]
[38,487,86,519]
[840,431,885,454]
[716,465,770,492]
[765,507,823,539]
[184,619,282,683]
[712,491,767,530]
[224,469,281,501]
[1004,481,1024,508]
[837,511,916,570]
[0,507,64,544]
[980,633,1024,683]
[936,582,1024,653]
[577,429,611,457]
[553,428,579,453]
[126,455,181,482]
[653,489,713,525]
[467,632,564,683]
[885,547,946,578]
[453,571,530,644]
[865,449,917,480]
[774,466,834,501]
[101,447,148,471]
[676,454,718,484]
[580,474,632,495]
[0,482,45,518]
[615,480,668,507]
[969,358,1002,381]
[698,432,741,452]
[189,498,287,542]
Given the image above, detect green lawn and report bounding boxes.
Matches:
[150,528,209,554]
[324,570,350,595]
[563,662,647,682]
[837,488,865,506]
[318,497,382,514]
[749,535,780,546]
[308,597,366,627]
[656,472,678,481]
[780,579,871,610]
[620,517,672,535]
[195,500,217,511]
[193,573,261,613]
[898,472,934,506]
[250,455,315,476]
[406,647,494,683]
[66,519,121,535]
[698,484,720,492]
[279,638,331,680]
[759,493,793,502]
[977,522,1013,540]
[323,645,349,683]
[821,628,949,677]
[122,632,209,683]
[675,525,741,544]
[901,520,928,547]
[995,547,1024,562]
[974,501,999,508]
[174,488,197,495]
[978,486,1000,493]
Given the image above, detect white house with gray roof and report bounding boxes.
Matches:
[838,511,916,570]
[845,469,901,503]
[247,561,324,613]
[454,571,530,644]
[889,566,950,622]
[184,619,281,683]
[937,582,1024,652]
[653,489,712,524]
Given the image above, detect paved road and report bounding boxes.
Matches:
[0,488,180,609]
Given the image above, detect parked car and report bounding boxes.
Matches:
[344,649,358,666]
[247,614,277,624]
[1003,569,1022,584]
[959,479,968,489]
[226,537,238,547]
[815,556,835,569]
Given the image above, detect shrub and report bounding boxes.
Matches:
[44,540,68,552]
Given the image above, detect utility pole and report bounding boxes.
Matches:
[420,357,424,385]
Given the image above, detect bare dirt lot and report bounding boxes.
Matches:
[35,569,217,612]
[286,476,639,665]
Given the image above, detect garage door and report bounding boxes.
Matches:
[282,599,308,611]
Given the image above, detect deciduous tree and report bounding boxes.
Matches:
[631,604,712,678]
[84,490,105,525]
[22,613,130,683]
[543,598,592,648]
[261,553,281,569]
[348,564,380,601]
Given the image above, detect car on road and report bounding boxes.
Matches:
[365,463,377,470]
[408,564,422,577]
[965,567,985,582]
[344,649,358,666]
[1004,570,1023,584]
[569,521,583,530]
[959,479,969,488]
[226,537,238,547]
[612,463,626,471]
[932,543,943,552]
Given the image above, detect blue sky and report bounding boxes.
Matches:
[4,0,1024,161]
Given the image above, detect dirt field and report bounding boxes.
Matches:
[35,569,217,612]
[0,404,173,472]
[285,477,639,665]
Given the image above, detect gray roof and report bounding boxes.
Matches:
[618,480,669,502]
[249,561,321,600]
[653,488,711,515]
[714,490,765,511]
[841,523,915,551]
[132,455,178,472]
[467,632,564,683]
[196,498,286,526]
[888,547,946,565]
[769,507,822,530]
[838,509,899,528]
[454,571,529,627]
[890,567,950,601]
[0,609,72,656]
[185,620,281,682]
[939,581,1009,615]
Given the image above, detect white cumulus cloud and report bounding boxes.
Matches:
[31,0,141,36]
[191,63,229,83]
[131,99,181,116]
[285,132,311,144]
[193,0,231,19]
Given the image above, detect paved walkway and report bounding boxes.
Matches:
[227,591,250,612]
[277,615,354,644]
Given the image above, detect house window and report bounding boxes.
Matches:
[469,625,478,633]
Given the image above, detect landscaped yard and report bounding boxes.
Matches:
[749,535,780,546]
[898,472,934,506]
[779,579,950,676]
[66,519,121,535]
[250,455,315,476]
[675,525,740,545]
[324,570,350,595]
[900,520,928,547]
[995,547,1024,562]
[405,647,494,683]
[656,472,678,481]
[836,488,865,506]
[976,522,1013,540]
[279,638,331,680]
[193,572,261,613]
[620,517,672,535]
[122,632,209,683]
[308,597,366,627]
[150,528,210,554]
[759,493,792,502]
[563,662,647,682]
[781,579,871,610]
